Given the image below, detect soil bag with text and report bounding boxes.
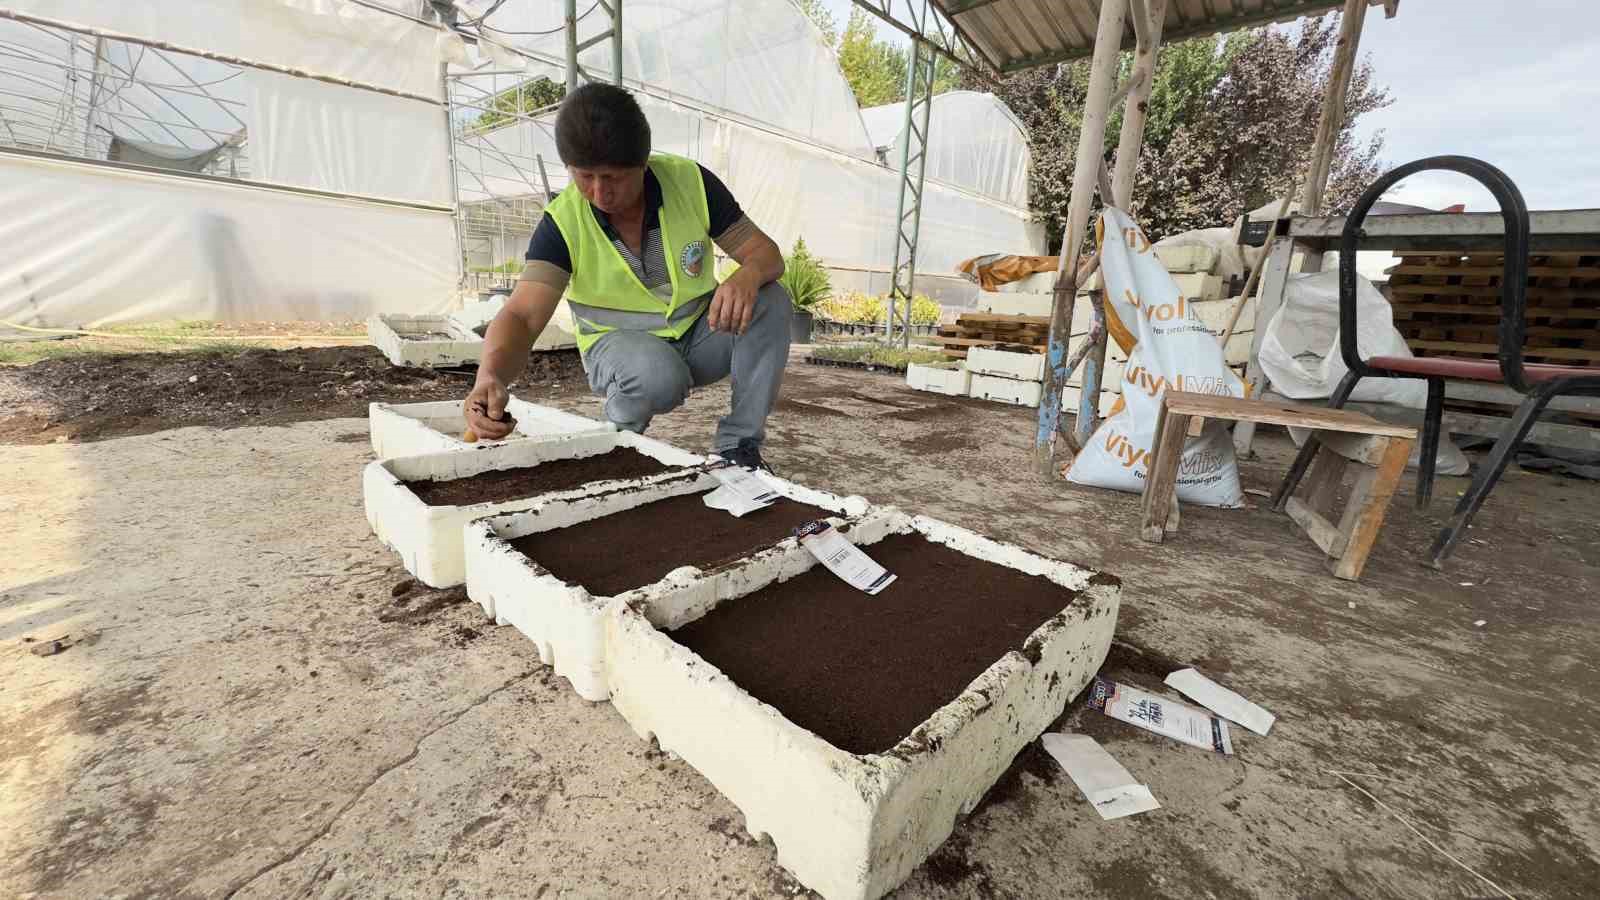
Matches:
[1064,208,1246,508]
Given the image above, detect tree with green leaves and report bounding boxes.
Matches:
[964,14,1389,246]
[801,6,961,109]
[468,76,567,134]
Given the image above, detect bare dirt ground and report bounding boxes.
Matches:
[0,346,583,445]
[2,347,1597,899]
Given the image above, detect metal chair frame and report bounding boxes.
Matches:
[1271,156,1600,567]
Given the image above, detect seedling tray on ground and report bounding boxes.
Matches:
[362,431,703,587]
[603,510,1120,900]
[367,399,611,458]
[463,475,870,701]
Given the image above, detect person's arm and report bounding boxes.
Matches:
[699,164,785,334]
[707,230,783,334]
[463,278,562,439]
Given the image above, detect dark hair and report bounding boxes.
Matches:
[554,83,651,168]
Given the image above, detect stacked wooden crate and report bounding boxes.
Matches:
[919,243,1255,413]
[1387,248,1600,366]
[1386,247,1600,433]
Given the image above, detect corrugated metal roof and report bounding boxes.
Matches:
[940,0,1352,72]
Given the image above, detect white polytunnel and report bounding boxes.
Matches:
[0,0,1042,328]
[860,91,1033,208]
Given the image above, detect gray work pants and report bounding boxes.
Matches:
[582,281,791,452]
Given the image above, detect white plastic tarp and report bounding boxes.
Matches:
[860,92,1032,207]
[244,69,451,205]
[0,153,455,326]
[475,0,876,158]
[4,0,443,99]
[459,94,1043,275]
[1259,269,1427,408]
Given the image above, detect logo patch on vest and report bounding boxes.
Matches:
[680,240,706,278]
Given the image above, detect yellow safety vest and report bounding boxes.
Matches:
[546,152,718,353]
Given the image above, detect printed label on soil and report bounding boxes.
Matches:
[704,463,779,517]
[794,521,896,595]
[1088,677,1233,755]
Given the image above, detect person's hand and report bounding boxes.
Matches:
[463,377,514,440]
[708,270,758,334]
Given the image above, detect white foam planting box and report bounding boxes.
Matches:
[904,362,970,396]
[969,372,1042,407]
[966,346,1045,381]
[463,475,871,701]
[603,510,1121,900]
[363,431,705,588]
[368,399,612,458]
[367,314,483,368]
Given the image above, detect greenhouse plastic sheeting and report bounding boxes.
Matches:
[4,0,443,99]
[458,94,1043,276]
[244,69,452,206]
[860,92,1031,207]
[0,154,455,327]
[473,0,875,158]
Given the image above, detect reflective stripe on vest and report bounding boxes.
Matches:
[567,293,711,350]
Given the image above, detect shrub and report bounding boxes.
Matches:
[778,237,831,311]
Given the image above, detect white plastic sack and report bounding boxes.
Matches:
[1066,209,1246,507]
[1259,270,1427,408]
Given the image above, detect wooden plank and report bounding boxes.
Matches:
[1330,437,1412,581]
[1286,496,1348,558]
[957,312,1052,326]
[1408,340,1600,361]
[1140,405,1189,543]
[1301,446,1349,518]
[1391,248,1600,258]
[1391,264,1600,278]
[1162,391,1417,437]
[1313,430,1391,467]
[1390,300,1600,320]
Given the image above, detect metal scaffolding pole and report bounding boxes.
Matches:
[565,0,623,89]
[885,0,937,348]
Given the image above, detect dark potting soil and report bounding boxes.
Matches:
[509,491,831,597]
[406,447,677,507]
[670,533,1080,756]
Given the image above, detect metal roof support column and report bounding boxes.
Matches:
[886,0,937,348]
[1034,0,1129,476]
[1299,0,1367,272]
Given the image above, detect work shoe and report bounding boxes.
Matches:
[717,438,774,474]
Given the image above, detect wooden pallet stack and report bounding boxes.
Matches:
[1387,248,1600,366]
[932,313,1050,358]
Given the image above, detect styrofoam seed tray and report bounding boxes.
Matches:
[604,510,1121,900]
[367,314,483,368]
[463,474,871,701]
[367,399,613,459]
[363,431,705,588]
[905,362,970,396]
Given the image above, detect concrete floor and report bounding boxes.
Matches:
[3,353,1598,899]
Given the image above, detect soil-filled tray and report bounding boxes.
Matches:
[463,477,871,702]
[408,447,675,506]
[671,532,1076,755]
[363,431,706,588]
[367,399,609,458]
[603,510,1120,900]
[508,492,831,597]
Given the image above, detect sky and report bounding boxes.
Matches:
[815,0,1600,212]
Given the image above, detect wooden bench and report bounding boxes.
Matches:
[1140,391,1417,581]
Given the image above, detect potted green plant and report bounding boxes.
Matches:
[778,237,831,344]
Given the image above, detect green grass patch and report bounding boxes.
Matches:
[810,341,949,369]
